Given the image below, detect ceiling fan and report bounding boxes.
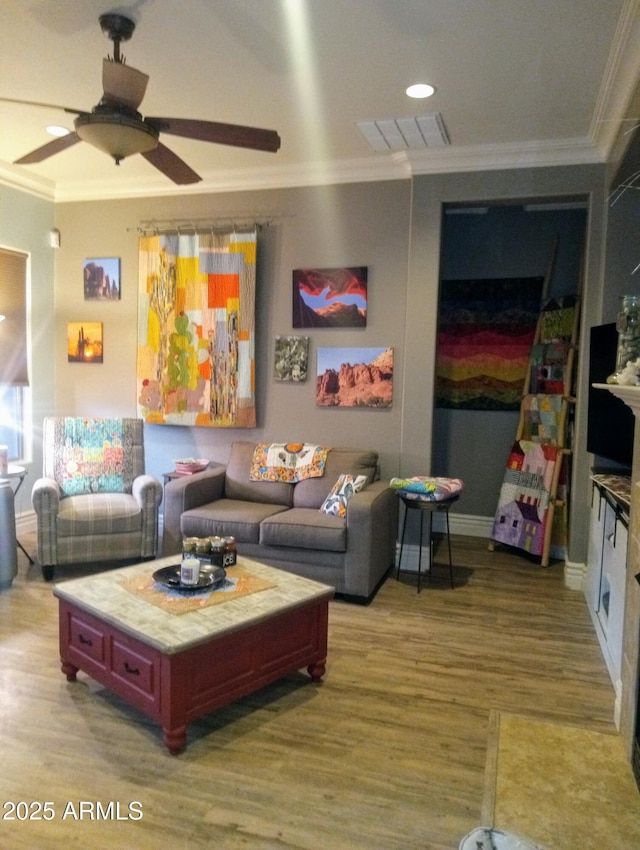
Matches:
[1,13,281,184]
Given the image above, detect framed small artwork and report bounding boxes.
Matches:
[293,267,367,328]
[274,336,310,382]
[67,322,103,363]
[84,257,121,300]
[316,346,393,407]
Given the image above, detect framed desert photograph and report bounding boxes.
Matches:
[274,336,310,382]
[67,322,103,363]
[293,267,367,328]
[84,257,121,300]
[316,346,393,407]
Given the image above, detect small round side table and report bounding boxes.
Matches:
[0,464,34,564]
[396,493,458,592]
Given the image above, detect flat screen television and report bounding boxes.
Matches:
[587,322,634,469]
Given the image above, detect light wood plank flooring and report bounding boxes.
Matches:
[0,535,621,849]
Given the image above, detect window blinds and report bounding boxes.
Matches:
[0,248,28,386]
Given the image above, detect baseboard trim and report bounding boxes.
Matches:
[564,559,586,591]
[445,513,493,538]
[396,513,493,572]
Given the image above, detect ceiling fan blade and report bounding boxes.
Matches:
[141,142,202,184]
[146,117,281,153]
[14,132,81,164]
[0,96,86,116]
[102,60,149,111]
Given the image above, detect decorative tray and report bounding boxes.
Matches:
[152,564,226,592]
[174,458,209,474]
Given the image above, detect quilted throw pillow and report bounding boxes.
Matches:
[389,476,464,502]
[320,474,368,517]
[55,418,135,497]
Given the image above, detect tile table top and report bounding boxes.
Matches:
[53,556,334,654]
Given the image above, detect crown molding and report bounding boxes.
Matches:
[589,0,640,158]
[0,136,611,203]
[0,161,56,201]
[398,137,605,175]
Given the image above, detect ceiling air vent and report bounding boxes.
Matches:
[357,113,449,151]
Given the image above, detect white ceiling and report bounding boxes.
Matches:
[0,0,638,202]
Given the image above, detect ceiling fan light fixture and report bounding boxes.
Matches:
[74,112,159,161]
[406,83,435,99]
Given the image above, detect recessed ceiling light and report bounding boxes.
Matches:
[46,124,70,137]
[406,83,435,99]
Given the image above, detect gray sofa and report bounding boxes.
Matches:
[162,441,398,602]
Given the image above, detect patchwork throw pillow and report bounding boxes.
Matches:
[320,474,368,517]
[54,417,135,497]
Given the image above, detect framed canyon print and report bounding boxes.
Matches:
[293,267,367,328]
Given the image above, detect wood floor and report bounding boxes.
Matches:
[0,535,619,849]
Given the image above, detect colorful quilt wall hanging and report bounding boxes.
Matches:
[436,277,543,410]
[137,231,257,428]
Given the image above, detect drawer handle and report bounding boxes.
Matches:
[124,661,140,676]
[78,633,93,647]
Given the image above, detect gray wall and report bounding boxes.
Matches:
[0,184,55,517]
[603,183,640,321]
[53,181,411,484]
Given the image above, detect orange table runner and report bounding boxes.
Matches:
[120,566,276,616]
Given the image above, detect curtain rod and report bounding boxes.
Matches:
[127,213,291,236]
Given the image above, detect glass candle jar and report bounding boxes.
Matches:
[182,537,198,554]
[608,294,640,383]
[195,538,212,555]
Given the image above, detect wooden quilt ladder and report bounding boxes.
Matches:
[490,239,581,566]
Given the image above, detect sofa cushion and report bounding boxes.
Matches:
[57,493,142,536]
[224,441,293,507]
[293,448,379,509]
[181,499,290,544]
[260,508,347,552]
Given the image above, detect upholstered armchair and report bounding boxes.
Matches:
[31,417,162,580]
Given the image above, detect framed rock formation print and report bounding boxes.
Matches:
[84,257,121,300]
[316,346,393,407]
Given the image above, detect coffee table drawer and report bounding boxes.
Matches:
[59,601,161,713]
[68,611,107,668]
[111,639,157,699]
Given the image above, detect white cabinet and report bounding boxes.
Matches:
[585,479,629,724]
